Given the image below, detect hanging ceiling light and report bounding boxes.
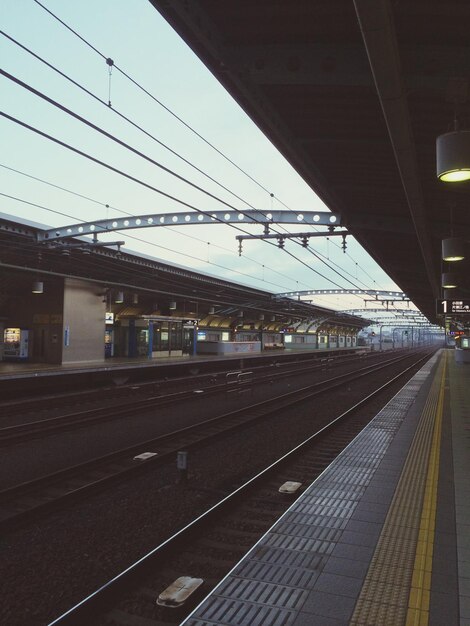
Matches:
[32,280,44,294]
[437,129,470,182]
[115,291,124,303]
[169,301,177,310]
[443,288,457,299]
[442,237,465,262]
[441,272,459,289]
[132,293,139,304]
[208,306,215,315]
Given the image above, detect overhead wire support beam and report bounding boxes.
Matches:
[36,210,341,242]
[236,229,348,254]
[277,289,409,300]
[236,230,348,241]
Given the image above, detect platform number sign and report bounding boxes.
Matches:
[436,299,470,315]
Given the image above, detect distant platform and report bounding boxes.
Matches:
[0,346,367,382]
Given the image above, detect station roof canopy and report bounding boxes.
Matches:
[150,0,470,324]
[0,213,371,329]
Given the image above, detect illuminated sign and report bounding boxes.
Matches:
[436,299,470,315]
[105,312,114,324]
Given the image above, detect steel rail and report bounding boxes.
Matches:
[47,350,434,625]
[0,350,432,531]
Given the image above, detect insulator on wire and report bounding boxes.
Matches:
[106,58,114,107]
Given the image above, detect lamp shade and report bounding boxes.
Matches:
[32,280,44,294]
[441,272,459,289]
[442,237,465,262]
[169,301,176,310]
[132,293,139,304]
[437,130,470,182]
[443,288,456,299]
[208,306,215,315]
[115,291,124,303]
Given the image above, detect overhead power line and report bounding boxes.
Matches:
[0,191,296,291]
[1,110,364,291]
[3,6,396,297]
[3,14,392,295]
[2,67,323,257]
[31,0,277,199]
[0,164,311,291]
[0,31,275,220]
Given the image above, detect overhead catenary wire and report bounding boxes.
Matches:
[31,0,276,198]
[19,5,380,278]
[0,31,276,220]
[1,30,333,270]
[2,165,395,311]
[1,111,360,291]
[0,163,307,289]
[1,68,271,223]
[1,9,400,303]
[0,191,297,292]
[2,67,333,267]
[1,33,391,299]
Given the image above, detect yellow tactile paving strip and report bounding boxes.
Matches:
[350,352,447,626]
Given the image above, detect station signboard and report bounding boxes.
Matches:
[436,299,470,315]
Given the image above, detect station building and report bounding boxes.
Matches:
[0,213,370,366]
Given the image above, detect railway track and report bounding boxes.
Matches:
[0,349,379,421]
[47,348,434,626]
[0,349,432,531]
[0,349,404,443]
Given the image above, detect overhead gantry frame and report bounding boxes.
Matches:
[277,289,409,300]
[36,210,341,243]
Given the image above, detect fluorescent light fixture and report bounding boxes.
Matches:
[437,130,470,182]
[442,237,465,262]
[441,272,458,289]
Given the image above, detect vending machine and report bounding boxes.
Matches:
[3,328,29,360]
[104,328,114,357]
[104,312,114,357]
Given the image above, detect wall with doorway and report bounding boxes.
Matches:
[62,278,105,364]
[3,278,64,364]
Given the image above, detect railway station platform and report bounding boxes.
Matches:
[0,347,367,380]
[0,347,368,401]
[182,348,469,626]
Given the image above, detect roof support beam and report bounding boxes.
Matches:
[229,43,470,90]
[354,0,439,298]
